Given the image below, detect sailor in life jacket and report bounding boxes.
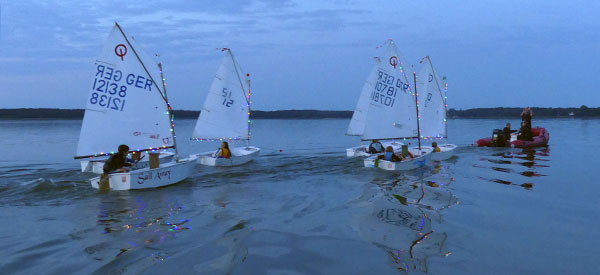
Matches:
[431,142,441,152]
[377,146,402,162]
[216,141,232,158]
[368,139,384,154]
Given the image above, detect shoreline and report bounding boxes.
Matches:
[0,107,597,120]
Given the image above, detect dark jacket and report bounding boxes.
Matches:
[368,142,383,154]
[521,112,531,123]
[503,127,516,141]
[103,153,132,173]
[517,127,534,141]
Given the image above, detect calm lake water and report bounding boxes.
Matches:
[0,118,598,274]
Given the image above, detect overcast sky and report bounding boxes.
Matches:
[0,0,598,110]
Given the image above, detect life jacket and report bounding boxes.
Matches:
[434,147,441,152]
[384,152,393,161]
[219,148,231,158]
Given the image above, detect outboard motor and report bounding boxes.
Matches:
[492,129,505,147]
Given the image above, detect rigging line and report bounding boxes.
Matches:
[228,50,251,105]
[389,40,413,90]
[115,22,179,160]
[114,22,166,102]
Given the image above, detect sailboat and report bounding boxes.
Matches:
[362,39,433,171]
[74,22,197,190]
[346,57,404,157]
[415,56,456,161]
[191,48,260,166]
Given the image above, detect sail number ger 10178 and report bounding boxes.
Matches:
[370,70,410,108]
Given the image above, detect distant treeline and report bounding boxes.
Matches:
[448,106,599,118]
[174,110,353,119]
[0,108,353,120]
[1,107,598,120]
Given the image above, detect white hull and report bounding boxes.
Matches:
[89,156,197,190]
[430,144,457,161]
[80,151,175,174]
[193,146,260,167]
[346,141,404,157]
[364,147,433,171]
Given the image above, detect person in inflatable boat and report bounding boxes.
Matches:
[431,142,441,152]
[503,123,517,144]
[368,139,384,154]
[521,107,533,130]
[217,141,232,158]
[517,121,534,141]
[378,146,402,162]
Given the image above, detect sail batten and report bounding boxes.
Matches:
[75,23,174,158]
[192,49,250,140]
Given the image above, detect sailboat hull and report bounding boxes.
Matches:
[364,147,433,171]
[346,141,404,157]
[89,156,197,190]
[193,146,260,167]
[425,144,457,161]
[80,151,175,174]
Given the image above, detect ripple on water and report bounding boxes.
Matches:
[473,147,550,190]
[0,168,93,206]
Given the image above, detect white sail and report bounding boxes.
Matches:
[346,58,381,136]
[362,40,418,140]
[76,23,174,158]
[416,56,446,139]
[192,49,250,140]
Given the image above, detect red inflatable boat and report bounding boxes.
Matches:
[476,127,549,148]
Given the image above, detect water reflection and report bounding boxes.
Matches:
[69,191,193,269]
[475,148,550,189]
[358,164,458,273]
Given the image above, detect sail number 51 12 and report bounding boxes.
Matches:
[221,88,234,107]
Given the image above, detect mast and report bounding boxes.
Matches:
[246,74,251,148]
[158,61,180,161]
[413,71,422,150]
[114,22,179,160]
[228,49,251,145]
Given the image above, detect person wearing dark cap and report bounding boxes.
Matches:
[99,144,133,190]
[503,123,517,145]
[368,139,384,154]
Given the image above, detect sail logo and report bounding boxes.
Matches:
[115,44,127,60]
[131,131,161,140]
[428,74,434,82]
[389,56,398,69]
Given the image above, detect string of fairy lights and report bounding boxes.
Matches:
[411,54,448,141]
[83,57,176,158]
[159,61,179,158]
[191,49,252,143]
[85,39,449,158]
